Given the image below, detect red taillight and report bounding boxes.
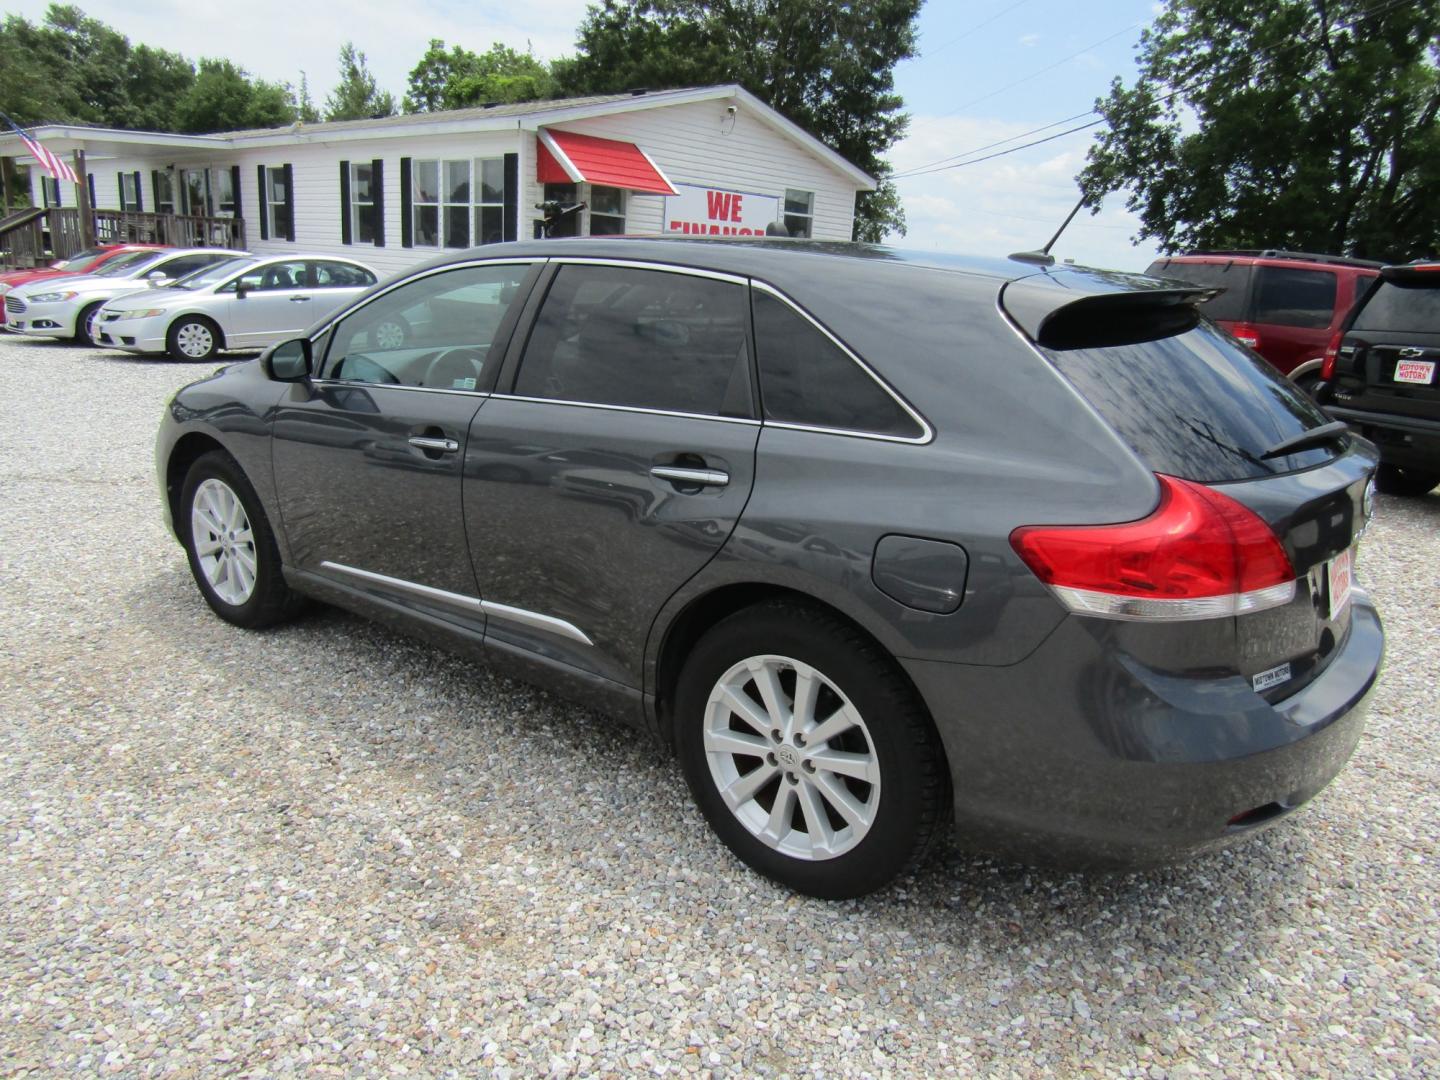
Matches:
[1010,475,1295,621]
[1321,330,1344,380]
[1230,322,1262,350]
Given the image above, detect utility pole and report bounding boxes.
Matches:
[73,148,94,249]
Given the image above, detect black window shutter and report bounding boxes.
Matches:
[117,172,126,210]
[399,157,413,248]
[371,158,384,248]
[229,165,240,218]
[503,153,518,242]
[339,160,352,245]
[87,173,96,207]
[256,165,269,240]
[133,171,143,212]
[282,163,295,241]
[151,170,161,213]
[52,179,61,206]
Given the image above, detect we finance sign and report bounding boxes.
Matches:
[664,184,780,236]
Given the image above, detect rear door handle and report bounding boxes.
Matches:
[409,436,459,453]
[289,295,312,303]
[650,465,729,487]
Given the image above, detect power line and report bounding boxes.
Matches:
[890,0,1420,180]
[922,0,1039,59]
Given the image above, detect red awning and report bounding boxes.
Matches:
[536,129,677,196]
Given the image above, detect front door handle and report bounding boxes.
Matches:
[650,465,729,487]
[289,295,312,303]
[409,436,459,454]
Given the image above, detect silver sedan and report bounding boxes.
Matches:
[96,255,380,361]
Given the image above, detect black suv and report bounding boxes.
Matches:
[1317,262,1440,496]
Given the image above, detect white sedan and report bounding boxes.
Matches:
[95,255,380,361]
[4,248,243,345]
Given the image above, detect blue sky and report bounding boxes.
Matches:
[14,0,1164,268]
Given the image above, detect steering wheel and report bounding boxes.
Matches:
[422,346,487,390]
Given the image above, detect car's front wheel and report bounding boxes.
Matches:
[674,601,948,899]
[181,451,303,628]
[1376,463,1440,497]
[74,302,103,345]
[168,317,221,362]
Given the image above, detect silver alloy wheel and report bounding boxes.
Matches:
[82,306,101,343]
[190,478,257,606]
[175,321,215,358]
[374,320,405,349]
[703,654,881,861]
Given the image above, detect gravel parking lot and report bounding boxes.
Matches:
[1,334,1437,1078]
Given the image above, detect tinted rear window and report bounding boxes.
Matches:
[1146,261,1252,321]
[1251,266,1337,328]
[1352,280,1440,335]
[1045,321,1338,481]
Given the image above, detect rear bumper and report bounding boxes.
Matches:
[1325,404,1440,471]
[904,589,1383,867]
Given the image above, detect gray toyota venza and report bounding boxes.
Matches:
[156,239,1384,898]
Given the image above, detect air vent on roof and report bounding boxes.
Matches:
[481,101,502,109]
[630,88,649,96]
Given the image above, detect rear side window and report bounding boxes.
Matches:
[1045,320,1337,481]
[1352,281,1440,334]
[752,290,923,439]
[516,265,752,417]
[1251,266,1337,328]
[1146,261,1252,322]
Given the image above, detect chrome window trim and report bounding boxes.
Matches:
[749,280,934,445]
[488,393,761,426]
[319,561,594,646]
[544,257,750,287]
[310,379,492,399]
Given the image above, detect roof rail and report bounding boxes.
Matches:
[1177,249,1384,269]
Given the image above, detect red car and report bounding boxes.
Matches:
[1145,250,1381,393]
[0,244,167,325]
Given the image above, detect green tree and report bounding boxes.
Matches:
[559,0,919,241]
[405,40,556,112]
[121,44,197,130]
[325,42,397,121]
[292,72,321,124]
[1080,0,1440,261]
[174,59,296,133]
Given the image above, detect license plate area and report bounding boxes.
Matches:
[1326,547,1353,620]
[1394,358,1436,385]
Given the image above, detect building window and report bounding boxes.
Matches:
[539,182,580,237]
[589,186,625,235]
[154,171,175,214]
[42,177,61,207]
[213,169,236,216]
[120,172,140,211]
[266,167,291,240]
[412,157,506,248]
[351,162,377,244]
[181,168,210,216]
[784,189,814,239]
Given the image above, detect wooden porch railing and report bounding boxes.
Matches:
[0,208,248,271]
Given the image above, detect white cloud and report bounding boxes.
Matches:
[1018,33,1041,47]
[886,115,1159,272]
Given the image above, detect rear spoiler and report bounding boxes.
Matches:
[1001,273,1218,350]
[1379,262,1440,284]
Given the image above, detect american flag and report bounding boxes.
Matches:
[4,116,78,185]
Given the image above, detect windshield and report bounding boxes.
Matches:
[1352,281,1440,335]
[93,251,165,278]
[53,247,110,272]
[169,257,258,291]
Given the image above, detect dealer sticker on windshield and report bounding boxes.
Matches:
[1327,546,1354,620]
[1395,359,1435,385]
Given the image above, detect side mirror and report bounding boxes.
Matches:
[235,284,249,299]
[265,338,312,382]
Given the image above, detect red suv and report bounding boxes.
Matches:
[1145,251,1381,392]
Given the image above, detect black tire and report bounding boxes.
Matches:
[74,301,103,345]
[180,450,304,628]
[1290,371,1321,399]
[1376,463,1440,497]
[167,316,222,362]
[674,601,949,899]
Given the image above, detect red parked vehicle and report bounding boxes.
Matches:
[1145,250,1381,393]
[0,244,167,325]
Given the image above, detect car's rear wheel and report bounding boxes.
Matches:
[1376,464,1440,497]
[74,302,103,345]
[181,451,303,628]
[168,316,221,362]
[674,601,948,899]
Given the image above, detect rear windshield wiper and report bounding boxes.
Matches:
[1260,419,1351,460]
